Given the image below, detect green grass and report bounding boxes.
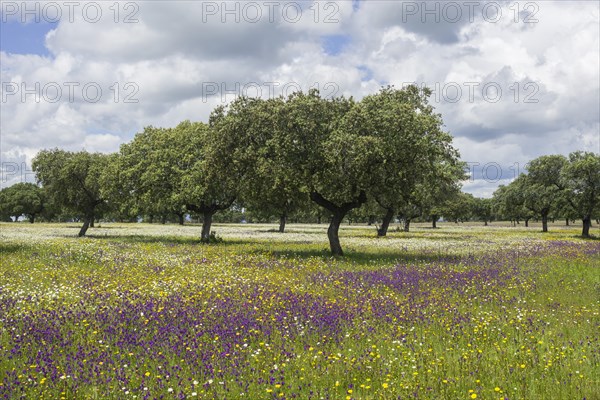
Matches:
[0,222,598,399]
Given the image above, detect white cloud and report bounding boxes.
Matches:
[82,134,122,153]
[1,0,598,198]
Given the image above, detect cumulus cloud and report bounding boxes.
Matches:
[1,0,598,196]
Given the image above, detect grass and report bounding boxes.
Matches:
[0,222,598,399]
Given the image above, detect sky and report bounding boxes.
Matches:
[1,0,599,197]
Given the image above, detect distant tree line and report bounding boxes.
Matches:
[1,86,598,254]
[492,153,600,237]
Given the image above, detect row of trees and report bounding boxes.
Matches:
[0,183,45,223]
[2,177,595,231]
[26,86,467,255]
[2,86,598,254]
[492,153,600,237]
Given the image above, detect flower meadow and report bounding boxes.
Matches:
[0,223,598,399]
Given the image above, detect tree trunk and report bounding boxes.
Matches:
[484,220,488,226]
[149,215,154,224]
[90,218,95,228]
[161,215,167,224]
[78,217,91,237]
[310,190,366,256]
[29,215,35,224]
[278,213,287,233]
[565,218,569,226]
[582,215,591,238]
[328,213,344,256]
[177,213,185,225]
[317,215,321,224]
[201,211,214,243]
[432,215,437,229]
[403,218,411,232]
[186,199,235,243]
[541,211,548,232]
[525,217,529,227]
[377,208,394,237]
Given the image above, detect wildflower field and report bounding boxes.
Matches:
[0,222,598,399]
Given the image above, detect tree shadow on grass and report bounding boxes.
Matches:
[267,246,462,266]
[572,235,600,241]
[52,231,473,266]
[0,242,33,255]
[79,234,252,247]
[76,234,461,265]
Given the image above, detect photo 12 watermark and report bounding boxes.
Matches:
[1,81,140,104]
[398,1,539,24]
[402,81,540,104]
[1,1,140,23]
[0,1,540,25]
[198,1,340,24]
[1,162,36,185]
[465,161,523,183]
[201,81,340,103]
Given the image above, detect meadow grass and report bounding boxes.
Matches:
[0,222,598,399]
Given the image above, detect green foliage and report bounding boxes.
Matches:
[561,151,600,217]
[177,110,255,241]
[116,124,192,220]
[232,96,311,230]
[358,85,464,233]
[0,182,45,222]
[561,151,600,236]
[272,90,376,253]
[521,155,568,216]
[31,149,110,234]
[99,153,140,222]
[22,86,595,246]
[472,197,494,225]
[492,182,532,223]
[493,152,598,235]
[279,90,368,206]
[441,191,475,223]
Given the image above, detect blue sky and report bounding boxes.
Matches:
[1,20,56,56]
[1,1,599,196]
[321,34,352,56]
[1,18,351,58]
